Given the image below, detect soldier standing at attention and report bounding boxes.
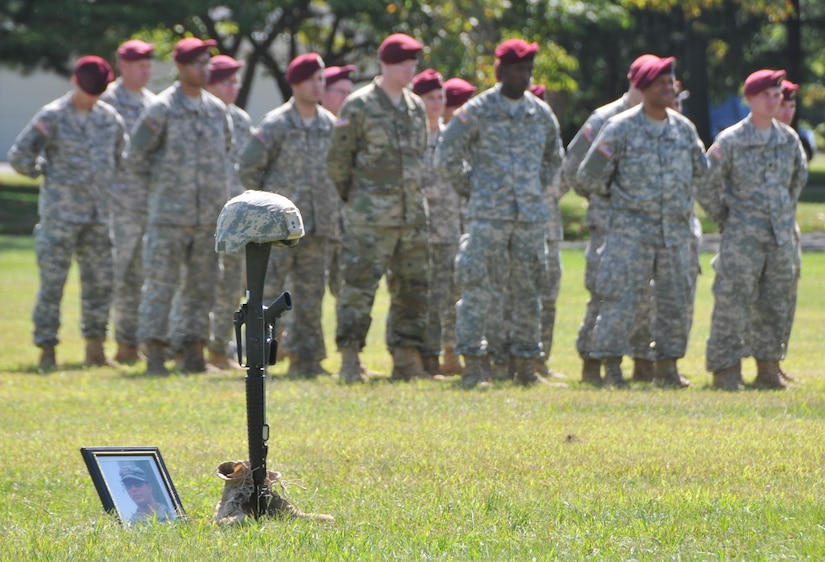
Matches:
[576,56,707,388]
[436,39,564,387]
[237,53,338,378]
[204,54,252,370]
[698,70,807,390]
[126,37,232,375]
[326,33,430,383]
[101,39,157,364]
[412,68,463,377]
[562,54,657,385]
[320,65,355,300]
[9,56,125,370]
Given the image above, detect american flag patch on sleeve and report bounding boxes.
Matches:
[582,124,595,143]
[34,119,50,137]
[710,144,724,160]
[597,142,614,158]
[334,117,350,128]
[455,108,471,124]
[143,116,160,131]
[254,128,268,144]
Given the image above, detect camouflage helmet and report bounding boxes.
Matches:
[215,190,305,254]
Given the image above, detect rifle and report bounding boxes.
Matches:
[233,241,292,519]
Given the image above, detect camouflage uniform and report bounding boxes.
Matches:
[208,104,252,356]
[125,83,232,346]
[436,85,564,359]
[238,99,339,361]
[697,116,806,373]
[562,94,654,362]
[326,78,429,352]
[101,78,156,348]
[422,122,464,357]
[540,169,566,362]
[576,105,707,360]
[8,92,126,348]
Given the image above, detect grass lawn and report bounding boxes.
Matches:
[2,235,825,560]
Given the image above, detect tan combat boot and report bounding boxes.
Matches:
[458,355,489,388]
[208,349,231,370]
[513,356,539,385]
[442,346,463,375]
[754,360,787,390]
[181,341,206,373]
[115,342,140,364]
[38,344,57,372]
[631,358,655,382]
[653,358,690,388]
[603,357,627,388]
[712,361,743,390]
[581,358,602,385]
[338,343,365,384]
[85,335,116,367]
[421,354,443,377]
[287,356,328,378]
[144,340,169,376]
[391,346,429,381]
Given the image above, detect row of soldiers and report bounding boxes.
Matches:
[9,33,806,391]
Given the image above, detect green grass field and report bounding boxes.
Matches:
[2,235,825,560]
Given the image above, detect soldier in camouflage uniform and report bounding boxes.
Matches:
[101,40,157,364]
[698,69,807,390]
[321,65,355,300]
[9,56,125,370]
[237,53,338,378]
[326,34,430,383]
[411,69,465,377]
[203,55,253,370]
[125,37,232,375]
[576,56,707,388]
[561,54,657,385]
[436,39,564,387]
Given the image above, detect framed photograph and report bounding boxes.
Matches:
[80,446,185,525]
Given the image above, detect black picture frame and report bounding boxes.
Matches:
[80,446,185,525]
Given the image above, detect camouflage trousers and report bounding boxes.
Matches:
[592,229,692,360]
[422,241,459,356]
[32,218,114,347]
[485,238,562,363]
[706,227,796,372]
[326,238,343,299]
[110,210,147,347]
[337,224,429,351]
[208,251,245,355]
[575,224,655,360]
[455,220,545,358]
[138,224,218,345]
[264,234,329,361]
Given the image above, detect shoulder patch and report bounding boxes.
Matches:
[334,116,350,128]
[597,142,614,158]
[34,119,50,137]
[582,124,595,143]
[143,116,160,132]
[455,107,471,124]
[254,128,268,144]
[709,144,724,160]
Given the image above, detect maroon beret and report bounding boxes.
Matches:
[74,56,115,95]
[412,68,443,96]
[781,80,799,101]
[444,78,476,107]
[286,52,324,85]
[494,39,539,64]
[208,55,244,84]
[325,65,355,86]
[627,54,659,82]
[173,37,217,64]
[633,56,675,90]
[744,69,786,97]
[529,84,547,99]
[117,40,155,61]
[378,33,423,64]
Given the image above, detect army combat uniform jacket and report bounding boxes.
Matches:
[326,78,428,227]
